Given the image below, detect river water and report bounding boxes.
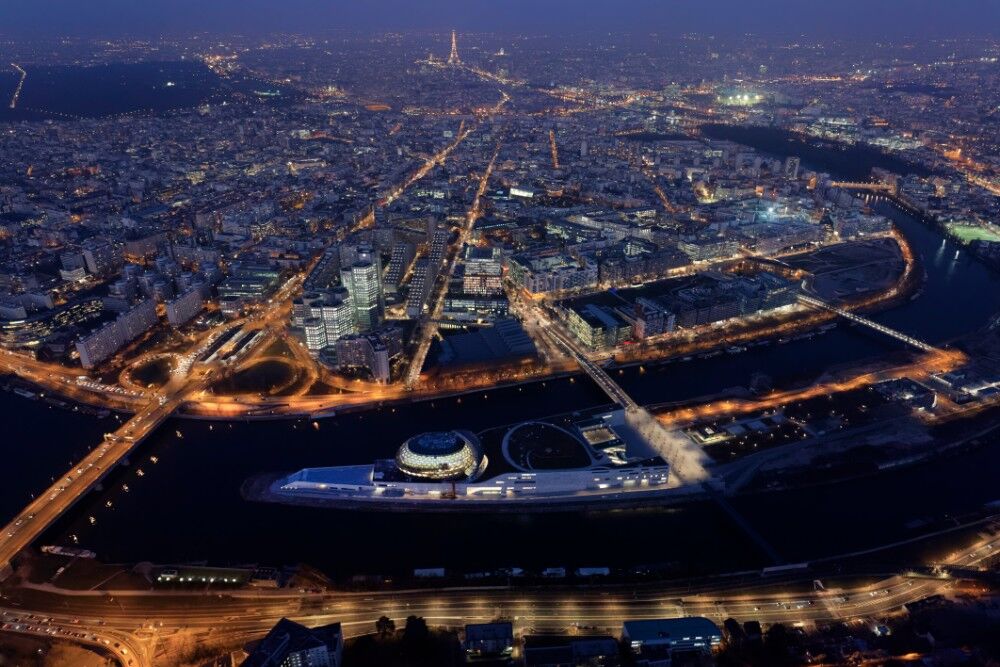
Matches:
[0,61,295,121]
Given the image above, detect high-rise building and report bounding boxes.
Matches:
[334,332,394,383]
[341,258,384,332]
[320,295,354,342]
[383,241,416,295]
[294,289,355,353]
[462,246,503,296]
[165,288,204,327]
[405,258,433,319]
[303,317,328,352]
[405,227,451,319]
[76,299,157,368]
[292,292,325,328]
[81,238,123,276]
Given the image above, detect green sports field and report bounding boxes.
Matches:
[946,222,1000,244]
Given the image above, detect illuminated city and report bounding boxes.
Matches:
[1,1,1000,665]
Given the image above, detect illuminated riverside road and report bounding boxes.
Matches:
[8,63,26,109]
[0,347,146,411]
[3,525,999,667]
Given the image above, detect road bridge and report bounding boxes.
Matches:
[0,314,281,580]
[798,294,936,353]
[0,382,195,581]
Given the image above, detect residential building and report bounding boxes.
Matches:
[241,618,342,667]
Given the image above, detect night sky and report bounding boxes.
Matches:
[2,0,999,38]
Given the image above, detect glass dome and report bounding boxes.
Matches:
[395,431,483,481]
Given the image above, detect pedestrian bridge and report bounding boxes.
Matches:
[545,327,711,484]
[798,294,936,353]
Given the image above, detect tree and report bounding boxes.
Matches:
[376,615,395,638]
[403,615,429,643]
[761,623,799,667]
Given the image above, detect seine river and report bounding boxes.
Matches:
[1,124,998,579]
[0,61,293,121]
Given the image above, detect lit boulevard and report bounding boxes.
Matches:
[3,527,999,667]
[406,142,502,388]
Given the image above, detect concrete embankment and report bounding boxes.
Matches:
[240,473,708,514]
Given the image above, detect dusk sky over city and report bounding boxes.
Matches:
[1,1,1000,666]
[3,0,1000,36]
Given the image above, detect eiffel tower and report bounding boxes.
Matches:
[447,30,461,65]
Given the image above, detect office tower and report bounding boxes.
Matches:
[340,258,384,332]
[303,317,328,352]
[320,293,355,341]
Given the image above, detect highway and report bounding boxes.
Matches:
[0,347,146,410]
[0,577,960,667]
[1,525,997,666]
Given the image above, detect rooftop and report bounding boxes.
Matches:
[623,617,722,643]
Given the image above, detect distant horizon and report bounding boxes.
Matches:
[2,0,999,40]
[5,28,1000,42]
